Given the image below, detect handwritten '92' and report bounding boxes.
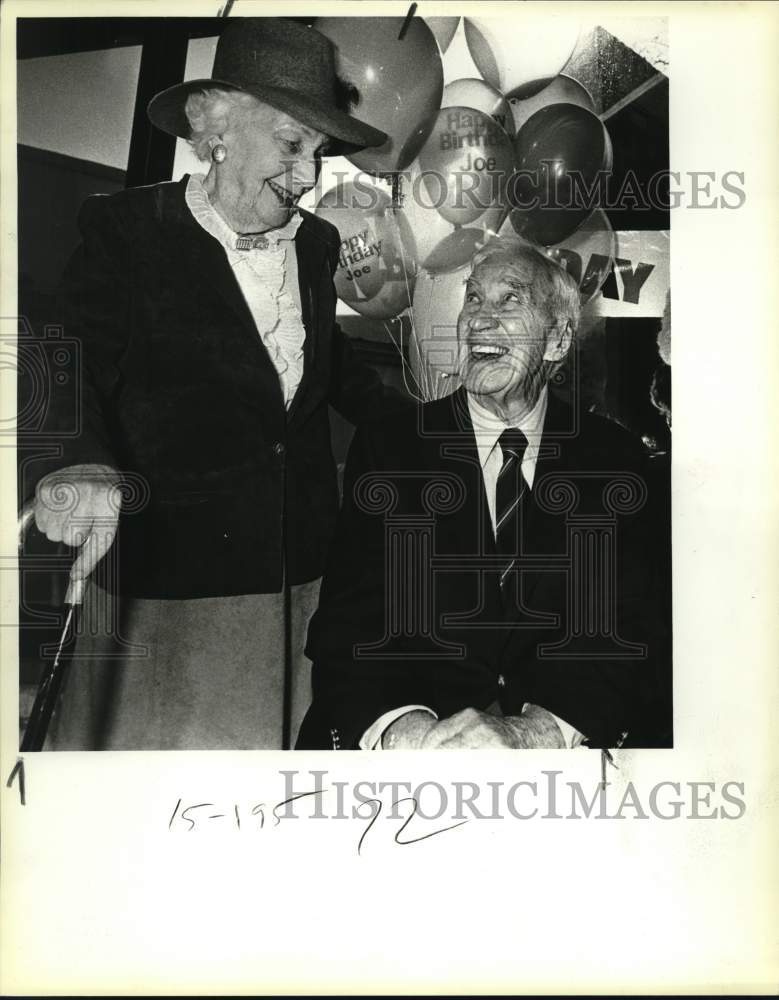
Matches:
[168,789,468,854]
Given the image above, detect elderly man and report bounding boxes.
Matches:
[297,238,666,750]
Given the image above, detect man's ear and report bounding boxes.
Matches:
[543,320,573,363]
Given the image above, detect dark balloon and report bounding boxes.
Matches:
[508,103,612,245]
[315,16,444,176]
[509,74,596,132]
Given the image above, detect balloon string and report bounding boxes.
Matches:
[383,319,426,404]
[388,203,432,403]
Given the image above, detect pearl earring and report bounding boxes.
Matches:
[211,142,227,163]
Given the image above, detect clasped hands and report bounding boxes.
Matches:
[382,705,566,749]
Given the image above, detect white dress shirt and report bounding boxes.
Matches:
[361,386,585,749]
[185,174,306,408]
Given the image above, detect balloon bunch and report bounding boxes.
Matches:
[312,14,616,401]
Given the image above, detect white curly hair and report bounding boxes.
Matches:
[470,235,582,337]
[184,87,261,161]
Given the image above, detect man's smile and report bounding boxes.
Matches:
[468,342,510,362]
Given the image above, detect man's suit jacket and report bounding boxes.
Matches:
[296,387,669,749]
[33,175,399,598]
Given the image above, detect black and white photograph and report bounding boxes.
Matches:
[1,1,776,995]
[14,9,671,753]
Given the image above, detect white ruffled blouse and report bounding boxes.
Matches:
[185,173,306,408]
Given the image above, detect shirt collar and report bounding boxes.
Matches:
[466,386,549,470]
[185,173,303,253]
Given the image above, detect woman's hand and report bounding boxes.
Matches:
[34,464,122,585]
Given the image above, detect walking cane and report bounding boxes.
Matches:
[18,501,86,751]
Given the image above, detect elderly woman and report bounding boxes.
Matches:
[30,18,402,750]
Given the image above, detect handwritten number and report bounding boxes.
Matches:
[357,798,383,856]
[271,789,327,827]
[168,798,182,831]
[6,758,26,806]
[180,803,214,832]
[392,797,469,846]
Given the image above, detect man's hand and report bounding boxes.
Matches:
[420,705,567,749]
[381,710,438,749]
[34,464,122,584]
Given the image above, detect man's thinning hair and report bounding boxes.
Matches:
[470,236,582,336]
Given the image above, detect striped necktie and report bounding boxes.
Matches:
[495,427,529,608]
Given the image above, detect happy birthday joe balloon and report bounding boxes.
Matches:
[464,16,579,99]
[442,78,515,138]
[418,106,515,226]
[315,16,443,176]
[508,103,613,246]
[315,181,417,319]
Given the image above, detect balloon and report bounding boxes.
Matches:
[315,181,417,319]
[442,78,515,138]
[417,106,515,226]
[508,103,612,246]
[400,164,507,273]
[464,16,579,98]
[315,16,443,176]
[409,265,469,400]
[509,74,596,132]
[499,208,616,303]
[425,16,460,53]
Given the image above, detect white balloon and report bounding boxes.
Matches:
[442,77,515,137]
[400,165,507,274]
[464,16,580,98]
[409,266,469,401]
[425,16,460,53]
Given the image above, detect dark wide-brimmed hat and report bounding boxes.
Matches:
[147,18,387,155]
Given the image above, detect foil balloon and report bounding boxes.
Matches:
[417,106,515,226]
[499,208,615,303]
[509,74,596,132]
[315,181,417,319]
[400,164,506,274]
[442,78,515,138]
[464,16,579,99]
[508,103,613,246]
[425,16,460,53]
[409,265,470,400]
[315,16,443,176]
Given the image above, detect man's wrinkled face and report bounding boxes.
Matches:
[456,253,556,411]
[221,101,329,228]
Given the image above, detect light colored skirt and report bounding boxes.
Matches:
[46,578,321,751]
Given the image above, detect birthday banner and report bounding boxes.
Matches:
[592,230,670,318]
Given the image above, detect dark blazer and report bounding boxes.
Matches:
[297,387,669,749]
[35,176,402,598]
